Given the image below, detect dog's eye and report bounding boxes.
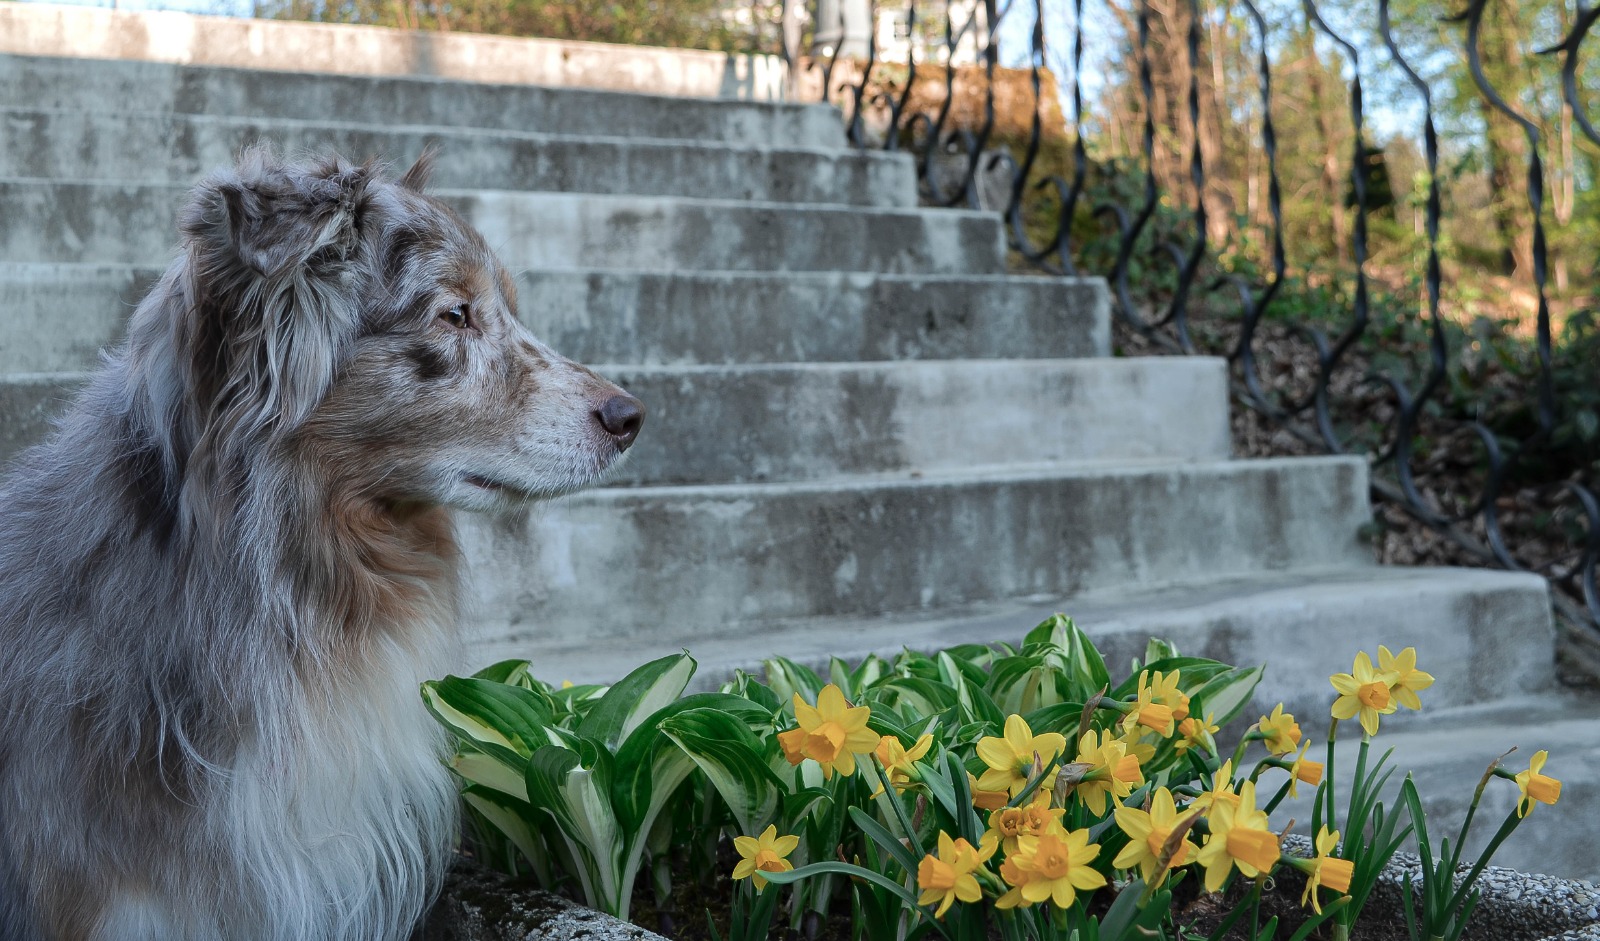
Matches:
[439,304,473,331]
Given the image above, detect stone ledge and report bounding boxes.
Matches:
[0,2,788,101]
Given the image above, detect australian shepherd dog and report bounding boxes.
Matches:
[0,148,643,940]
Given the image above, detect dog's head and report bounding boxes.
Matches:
[151,147,641,515]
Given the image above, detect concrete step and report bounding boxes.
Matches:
[1279,693,1600,883]
[0,7,792,102]
[454,456,1374,646]
[508,565,1554,739]
[0,180,1006,273]
[0,264,1109,372]
[0,359,1232,484]
[0,108,915,207]
[0,52,826,145]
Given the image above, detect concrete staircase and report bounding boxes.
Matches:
[2,4,1595,882]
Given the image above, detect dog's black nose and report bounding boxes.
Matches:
[595,394,645,451]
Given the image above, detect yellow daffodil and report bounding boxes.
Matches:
[1330,651,1398,737]
[731,825,799,890]
[967,772,1010,811]
[976,714,1067,797]
[1068,729,1143,816]
[1514,750,1562,817]
[916,830,997,918]
[1112,786,1197,885]
[1194,780,1280,892]
[1144,669,1191,722]
[987,790,1066,854]
[1284,741,1324,799]
[1119,728,1157,764]
[994,828,1107,910]
[1175,712,1219,754]
[1297,826,1352,913]
[1192,759,1241,813]
[1254,703,1302,757]
[873,733,933,794]
[775,684,881,779]
[1377,645,1434,711]
[1121,679,1176,738]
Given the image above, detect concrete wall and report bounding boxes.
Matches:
[0,2,791,100]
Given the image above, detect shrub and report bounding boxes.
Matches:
[423,615,1561,940]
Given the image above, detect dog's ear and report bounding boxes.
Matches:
[171,151,378,468]
[186,151,374,278]
[398,147,437,193]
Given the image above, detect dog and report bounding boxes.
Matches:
[0,148,643,940]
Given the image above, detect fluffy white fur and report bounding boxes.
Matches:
[0,149,641,940]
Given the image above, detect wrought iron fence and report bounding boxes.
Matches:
[805,0,1600,639]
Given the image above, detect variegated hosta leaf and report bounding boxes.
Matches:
[762,656,824,705]
[461,785,545,870]
[659,707,783,835]
[576,652,696,750]
[1189,664,1266,730]
[451,750,528,802]
[472,658,535,688]
[421,676,553,764]
[524,743,627,916]
[1110,656,1231,699]
[1025,614,1111,702]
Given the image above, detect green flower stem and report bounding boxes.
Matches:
[1318,719,1341,839]
[1449,806,1525,918]
[871,762,920,851]
[1229,731,1263,774]
[1450,755,1511,875]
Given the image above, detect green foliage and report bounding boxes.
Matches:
[424,617,1559,939]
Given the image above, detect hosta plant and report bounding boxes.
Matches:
[423,615,1562,940]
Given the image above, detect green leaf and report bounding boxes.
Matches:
[872,677,958,719]
[461,785,545,870]
[956,677,1004,729]
[472,658,534,686]
[577,652,697,750]
[523,743,626,914]
[829,656,856,698]
[722,669,784,712]
[848,805,922,878]
[611,693,769,834]
[1020,701,1088,739]
[451,750,529,801]
[1110,657,1231,699]
[1026,614,1111,701]
[422,676,554,763]
[1188,664,1265,729]
[660,707,784,834]
[757,862,929,919]
[763,656,825,704]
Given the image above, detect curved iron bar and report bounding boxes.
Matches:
[879,0,917,152]
[1456,0,1555,435]
[993,0,1067,272]
[1228,0,1287,416]
[845,0,878,148]
[1557,482,1600,623]
[1447,0,1561,572]
[1097,0,1163,334]
[937,0,1014,208]
[913,0,978,202]
[1371,0,1449,524]
[1054,0,1089,276]
[1545,5,1600,151]
[1152,0,1208,354]
[915,0,972,204]
[1301,0,1370,453]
